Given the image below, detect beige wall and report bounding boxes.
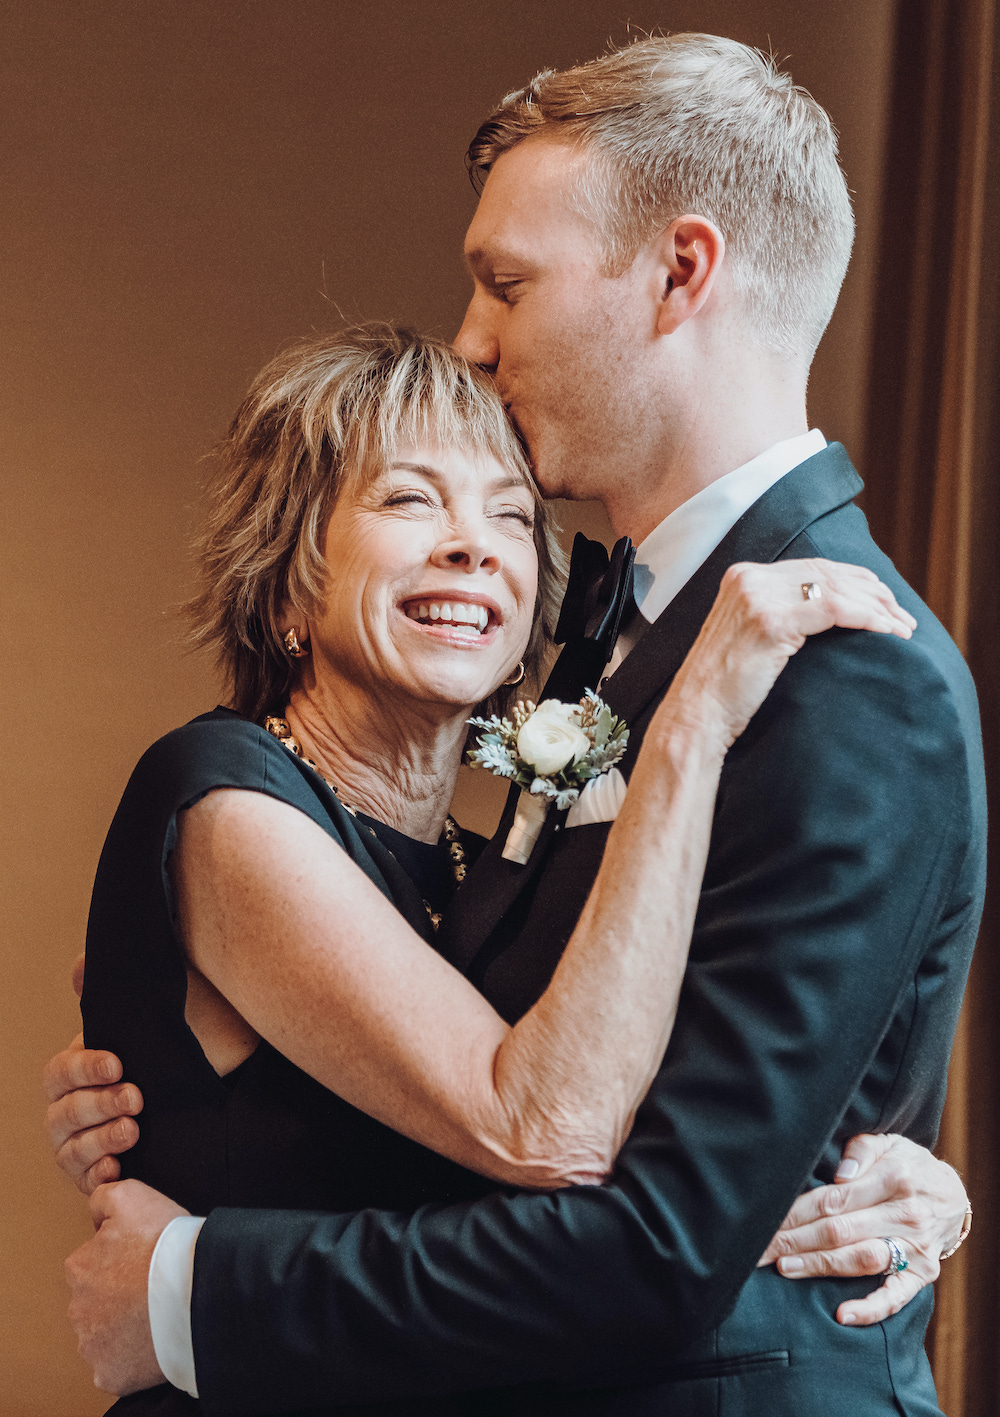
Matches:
[1,3,895,1411]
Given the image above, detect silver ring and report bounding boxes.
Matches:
[882,1237,909,1276]
[801,581,823,601]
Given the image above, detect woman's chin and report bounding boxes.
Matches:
[396,643,517,714]
[404,666,504,717]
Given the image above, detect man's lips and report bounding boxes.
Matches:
[399,595,497,638]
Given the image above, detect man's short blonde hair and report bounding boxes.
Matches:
[468,34,854,364]
[189,325,565,723]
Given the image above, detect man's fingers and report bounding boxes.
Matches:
[42,1040,123,1102]
[46,1078,142,1152]
[89,1181,119,1230]
[56,1115,141,1189]
[838,1271,924,1327]
[82,1155,123,1196]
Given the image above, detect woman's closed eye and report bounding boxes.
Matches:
[383,490,437,512]
[490,504,534,530]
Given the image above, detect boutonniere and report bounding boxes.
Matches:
[468,691,629,864]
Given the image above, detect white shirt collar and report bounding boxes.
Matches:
[633,429,828,625]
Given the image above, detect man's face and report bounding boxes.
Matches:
[455,136,661,506]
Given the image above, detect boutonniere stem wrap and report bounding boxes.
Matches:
[468,691,629,864]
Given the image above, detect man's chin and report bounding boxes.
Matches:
[531,463,587,504]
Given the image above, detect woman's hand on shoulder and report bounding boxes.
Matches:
[664,558,916,749]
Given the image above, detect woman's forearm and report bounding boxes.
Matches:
[486,711,727,1186]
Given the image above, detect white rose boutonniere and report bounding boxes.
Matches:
[516,701,592,777]
[468,691,629,863]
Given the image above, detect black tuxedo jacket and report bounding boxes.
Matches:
[191,445,986,1416]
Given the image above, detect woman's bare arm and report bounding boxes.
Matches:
[174,558,915,1189]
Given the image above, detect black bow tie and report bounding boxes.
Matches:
[554,533,636,665]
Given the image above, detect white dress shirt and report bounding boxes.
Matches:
[604,427,827,675]
[148,427,827,1398]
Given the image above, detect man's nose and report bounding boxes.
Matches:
[454,294,499,373]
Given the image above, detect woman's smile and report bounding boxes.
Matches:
[308,441,537,713]
[400,594,497,640]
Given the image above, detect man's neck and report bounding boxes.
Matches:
[602,362,809,542]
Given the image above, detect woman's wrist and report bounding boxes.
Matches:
[646,688,738,767]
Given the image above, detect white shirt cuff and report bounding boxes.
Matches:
[148,1214,205,1398]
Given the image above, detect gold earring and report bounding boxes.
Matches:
[284,628,309,659]
[503,660,526,686]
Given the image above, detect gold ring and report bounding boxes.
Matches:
[802,582,823,601]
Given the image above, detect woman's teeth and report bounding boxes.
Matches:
[406,602,490,636]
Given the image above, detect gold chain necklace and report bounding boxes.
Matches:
[263,714,466,931]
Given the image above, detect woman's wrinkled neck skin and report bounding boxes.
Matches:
[283,686,469,844]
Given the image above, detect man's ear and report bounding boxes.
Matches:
[653,215,726,336]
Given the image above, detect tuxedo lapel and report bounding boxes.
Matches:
[440,444,862,975]
[439,770,565,974]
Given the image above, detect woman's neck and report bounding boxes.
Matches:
[282,686,468,844]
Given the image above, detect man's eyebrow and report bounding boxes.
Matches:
[463,246,492,276]
[463,243,531,277]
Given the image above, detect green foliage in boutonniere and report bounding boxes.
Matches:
[467,690,629,811]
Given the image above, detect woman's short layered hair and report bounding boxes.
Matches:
[467,34,854,365]
[188,325,565,723]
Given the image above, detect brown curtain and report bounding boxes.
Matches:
[863,0,1000,1412]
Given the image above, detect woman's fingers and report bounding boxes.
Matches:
[760,1134,966,1268]
[757,1134,970,1329]
[672,558,916,750]
[798,559,915,638]
[759,1168,903,1264]
[833,1131,893,1181]
[837,1271,925,1328]
[82,1154,125,1195]
[768,1202,937,1272]
[766,1208,940,1330]
[726,558,916,643]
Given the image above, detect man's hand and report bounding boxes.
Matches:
[66,1179,187,1394]
[759,1134,969,1326]
[43,1034,143,1195]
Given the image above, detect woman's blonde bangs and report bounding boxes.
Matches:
[187,325,565,724]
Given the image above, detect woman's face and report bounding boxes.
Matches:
[306,442,538,718]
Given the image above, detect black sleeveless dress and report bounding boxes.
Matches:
[82,708,498,1416]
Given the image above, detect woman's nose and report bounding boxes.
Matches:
[454,293,499,373]
[430,516,501,574]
